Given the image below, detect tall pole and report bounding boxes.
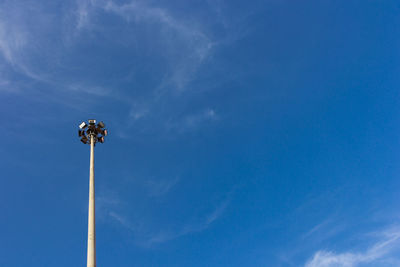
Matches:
[87,134,96,267]
[78,119,107,267]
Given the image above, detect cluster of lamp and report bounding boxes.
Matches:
[78,119,107,144]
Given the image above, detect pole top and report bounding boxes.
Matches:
[78,119,107,144]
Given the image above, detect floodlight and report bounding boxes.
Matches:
[78,119,106,145]
[79,122,87,129]
[98,129,107,136]
[98,121,105,128]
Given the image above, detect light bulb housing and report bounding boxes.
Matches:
[79,122,87,129]
[78,119,107,145]
[98,121,105,128]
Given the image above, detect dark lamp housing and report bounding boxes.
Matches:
[98,129,107,136]
[98,121,105,128]
[78,119,107,145]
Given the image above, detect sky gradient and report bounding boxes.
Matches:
[1,1,400,266]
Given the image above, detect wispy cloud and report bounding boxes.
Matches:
[106,189,233,247]
[0,2,57,83]
[301,217,346,244]
[145,176,180,197]
[129,107,149,121]
[75,0,92,30]
[140,195,231,247]
[68,83,112,97]
[0,3,28,67]
[0,0,213,91]
[165,108,218,133]
[76,0,214,93]
[305,226,400,267]
[96,193,122,221]
[302,219,334,240]
[0,0,233,136]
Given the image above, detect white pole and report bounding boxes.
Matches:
[87,134,96,267]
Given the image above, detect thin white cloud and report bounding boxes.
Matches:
[165,108,218,133]
[0,2,55,83]
[0,16,27,74]
[183,108,217,127]
[0,8,27,66]
[0,0,229,135]
[0,74,13,92]
[302,219,333,240]
[83,0,214,92]
[305,227,400,267]
[301,217,346,245]
[145,176,180,197]
[107,190,233,247]
[96,193,121,221]
[108,211,132,229]
[76,0,93,30]
[141,195,231,247]
[129,105,149,121]
[205,193,230,225]
[69,83,112,97]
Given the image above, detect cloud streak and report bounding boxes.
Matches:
[305,226,400,267]
[76,0,214,93]
[141,195,231,247]
[0,0,236,139]
[165,108,218,133]
[0,0,215,93]
[145,176,180,197]
[106,189,233,247]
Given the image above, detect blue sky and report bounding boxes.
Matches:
[1,0,400,266]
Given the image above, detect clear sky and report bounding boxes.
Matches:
[0,1,400,266]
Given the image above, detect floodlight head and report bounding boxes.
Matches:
[78,119,107,145]
[98,121,105,128]
[79,122,87,129]
[98,129,107,136]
